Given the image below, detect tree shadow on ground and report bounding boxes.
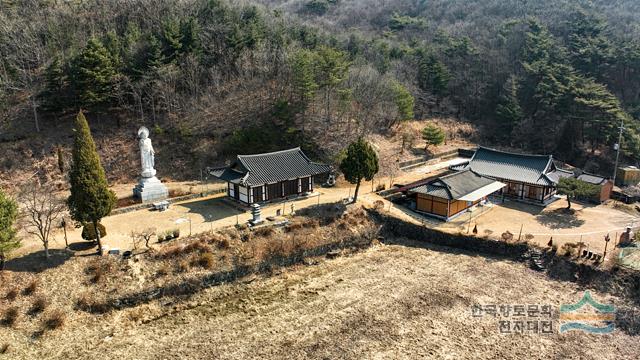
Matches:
[180,197,243,223]
[409,147,428,157]
[496,199,545,216]
[536,208,585,229]
[68,241,96,252]
[5,249,74,273]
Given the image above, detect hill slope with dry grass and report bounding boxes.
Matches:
[1,207,639,359]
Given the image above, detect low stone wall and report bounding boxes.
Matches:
[109,188,226,216]
[374,210,529,258]
[398,147,476,170]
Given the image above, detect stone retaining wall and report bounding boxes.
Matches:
[109,188,226,216]
[398,147,476,170]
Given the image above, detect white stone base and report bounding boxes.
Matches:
[133,176,168,203]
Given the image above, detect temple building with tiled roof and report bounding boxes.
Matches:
[451,146,612,205]
[407,170,505,221]
[451,147,559,204]
[208,148,331,205]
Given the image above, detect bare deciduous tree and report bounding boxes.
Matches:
[131,227,157,250]
[0,13,46,132]
[20,180,66,259]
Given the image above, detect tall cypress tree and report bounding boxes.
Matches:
[340,138,379,203]
[0,188,19,270]
[67,111,116,255]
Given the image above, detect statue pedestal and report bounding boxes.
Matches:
[133,176,168,203]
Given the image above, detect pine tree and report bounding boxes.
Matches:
[421,124,446,151]
[41,56,66,112]
[162,18,183,62]
[556,177,599,209]
[519,20,576,151]
[392,81,415,124]
[417,50,450,97]
[145,35,165,74]
[314,46,350,122]
[0,188,19,270]
[566,10,612,79]
[67,111,116,255]
[129,34,164,80]
[291,48,319,106]
[240,5,266,50]
[339,138,379,203]
[180,17,202,56]
[71,38,117,108]
[495,76,523,140]
[226,24,246,65]
[572,76,630,152]
[103,30,124,71]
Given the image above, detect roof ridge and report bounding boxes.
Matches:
[237,147,301,158]
[551,168,606,178]
[477,146,552,159]
[440,169,474,179]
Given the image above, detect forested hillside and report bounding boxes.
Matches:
[1,0,639,184]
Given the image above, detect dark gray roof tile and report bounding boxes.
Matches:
[210,148,331,187]
[409,170,498,200]
[547,168,608,185]
[459,147,555,186]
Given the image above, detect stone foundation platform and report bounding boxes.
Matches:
[133,176,168,203]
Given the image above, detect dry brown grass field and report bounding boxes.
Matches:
[1,208,639,359]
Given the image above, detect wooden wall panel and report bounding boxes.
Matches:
[432,201,448,216]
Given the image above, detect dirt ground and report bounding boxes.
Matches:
[13,154,639,269]
[12,185,355,259]
[435,198,639,261]
[2,241,637,359]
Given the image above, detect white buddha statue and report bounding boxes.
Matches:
[138,126,156,178]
